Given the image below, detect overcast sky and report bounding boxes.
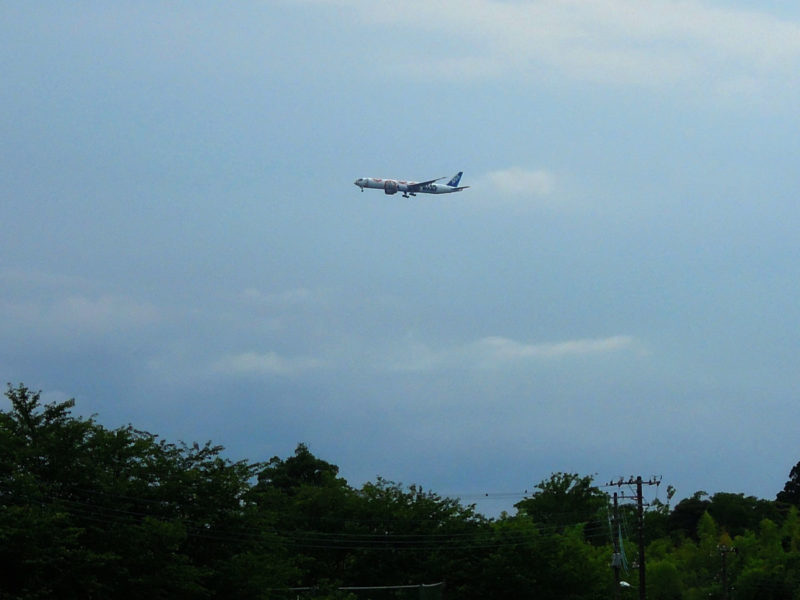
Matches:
[3,0,800,516]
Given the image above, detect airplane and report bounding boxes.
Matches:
[353,172,469,198]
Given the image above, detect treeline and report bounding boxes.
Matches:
[2,383,800,600]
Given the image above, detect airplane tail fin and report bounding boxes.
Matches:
[447,171,463,187]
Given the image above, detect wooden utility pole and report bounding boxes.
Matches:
[611,492,622,600]
[606,476,661,600]
[636,477,646,600]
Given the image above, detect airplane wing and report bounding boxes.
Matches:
[406,177,445,192]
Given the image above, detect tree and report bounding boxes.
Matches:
[19,381,800,600]
[1,383,293,599]
[707,492,780,538]
[258,443,344,494]
[646,559,682,600]
[514,472,608,542]
[253,444,361,587]
[352,478,489,594]
[0,384,111,597]
[733,564,792,600]
[778,460,800,506]
[480,516,544,600]
[667,492,710,539]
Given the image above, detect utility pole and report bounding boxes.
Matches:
[606,476,661,600]
[611,492,622,600]
[636,477,646,600]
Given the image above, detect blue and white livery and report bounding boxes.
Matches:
[354,172,470,198]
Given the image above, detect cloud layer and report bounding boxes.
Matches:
[4,1,800,517]
[307,0,800,104]
[478,167,556,199]
[388,334,638,373]
[213,351,324,377]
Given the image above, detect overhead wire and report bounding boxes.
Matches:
[2,479,621,552]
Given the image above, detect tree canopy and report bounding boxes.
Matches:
[4,383,800,600]
[777,459,800,506]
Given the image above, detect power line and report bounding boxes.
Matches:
[607,476,661,600]
[1,479,617,552]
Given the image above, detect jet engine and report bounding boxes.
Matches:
[383,180,399,195]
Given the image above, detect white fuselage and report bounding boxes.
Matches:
[353,177,465,196]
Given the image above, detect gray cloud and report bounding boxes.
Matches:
[306,0,800,105]
[3,1,800,515]
[386,334,639,373]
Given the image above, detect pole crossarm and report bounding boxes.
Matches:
[605,475,662,600]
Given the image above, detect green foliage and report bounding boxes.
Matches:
[0,384,293,599]
[646,559,682,600]
[480,517,543,600]
[708,492,781,538]
[734,564,792,600]
[781,506,800,552]
[8,382,800,600]
[258,443,343,493]
[778,460,800,506]
[667,491,710,540]
[515,472,608,542]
